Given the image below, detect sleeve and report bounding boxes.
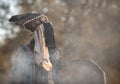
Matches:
[43,22,56,50]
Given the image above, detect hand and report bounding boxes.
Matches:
[40,14,49,23]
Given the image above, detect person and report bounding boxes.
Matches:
[9,14,61,84]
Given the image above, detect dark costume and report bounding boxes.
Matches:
[9,14,61,84]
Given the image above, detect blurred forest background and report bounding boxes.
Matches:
[0,0,120,84]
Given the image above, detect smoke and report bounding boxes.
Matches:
[10,46,34,82]
[56,59,106,84]
[9,45,61,84]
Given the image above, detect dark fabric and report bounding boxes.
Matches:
[43,22,56,50]
[28,38,35,50]
[43,22,61,84]
[9,13,42,32]
[9,13,40,24]
[24,18,42,32]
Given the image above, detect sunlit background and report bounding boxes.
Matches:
[0,0,120,84]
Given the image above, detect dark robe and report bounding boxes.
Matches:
[10,22,61,84]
